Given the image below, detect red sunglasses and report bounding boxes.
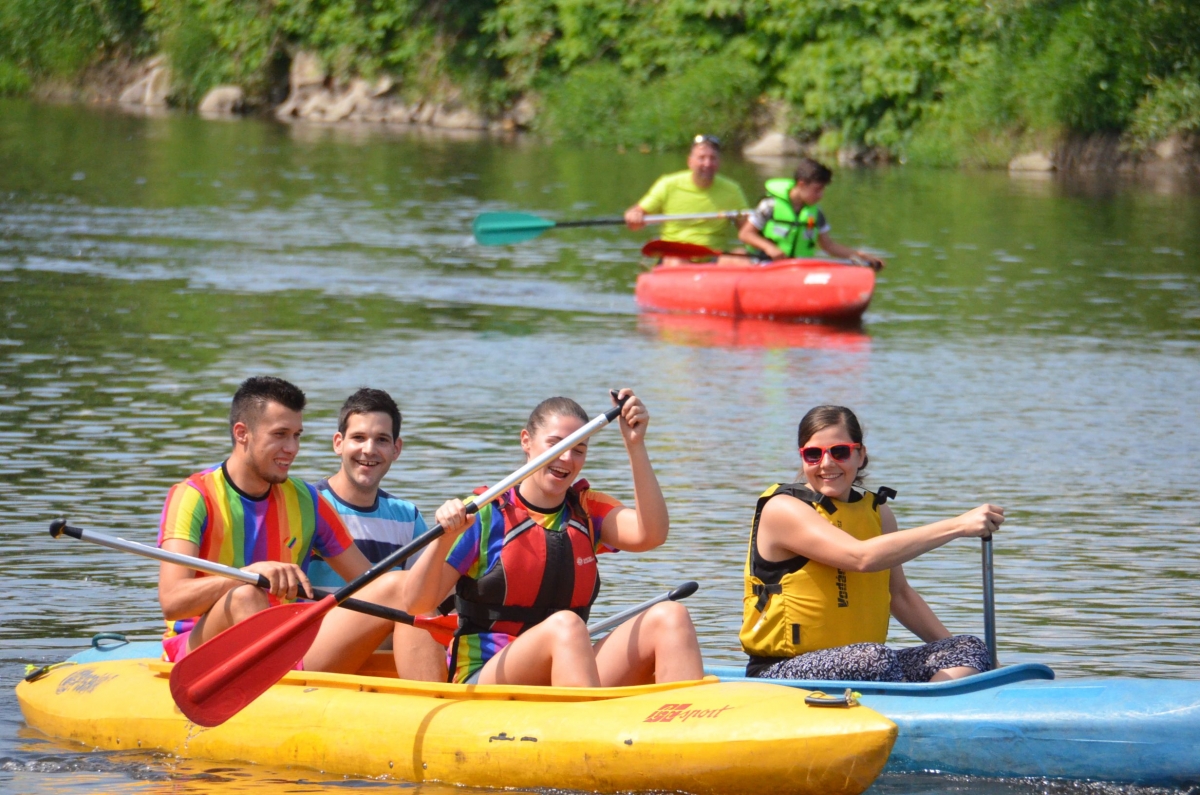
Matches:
[800,443,862,464]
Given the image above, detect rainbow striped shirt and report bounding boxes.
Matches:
[158,462,353,638]
[445,486,621,683]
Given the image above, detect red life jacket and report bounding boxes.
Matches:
[453,480,602,640]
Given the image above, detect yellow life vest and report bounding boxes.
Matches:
[740,482,895,661]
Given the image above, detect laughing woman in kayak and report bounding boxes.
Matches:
[404,389,703,686]
[742,405,1003,682]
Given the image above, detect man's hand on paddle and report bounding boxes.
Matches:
[624,205,647,230]
[242,560,313,601]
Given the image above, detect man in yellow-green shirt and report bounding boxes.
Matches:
[624,135,749,250]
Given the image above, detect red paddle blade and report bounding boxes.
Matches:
[641,239,720,259]
[169,596,335,727]
[414,614,458,647]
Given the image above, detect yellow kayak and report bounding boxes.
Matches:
[18,653,896,794]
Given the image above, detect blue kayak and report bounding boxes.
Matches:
[707,662,1200,786]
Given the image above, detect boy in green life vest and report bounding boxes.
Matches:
[738,158,885,269]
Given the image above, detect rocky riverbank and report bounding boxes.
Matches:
[34,52,1200,177]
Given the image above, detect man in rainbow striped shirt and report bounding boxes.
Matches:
[157,376,434,678]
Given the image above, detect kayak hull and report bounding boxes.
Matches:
[709,663,1200,786]
[635,257,876,322]
[18,649,896,795]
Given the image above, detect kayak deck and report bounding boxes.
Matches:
[709,662,1200,786]
[18,645,897,795]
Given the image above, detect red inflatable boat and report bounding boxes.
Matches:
[635,256,876,322]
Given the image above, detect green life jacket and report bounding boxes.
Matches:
[761,178,821,258]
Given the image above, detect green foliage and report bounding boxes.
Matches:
[0,59,33,96]
[5,0,1200,161]
[538,53,763,149]
[0,0,144,84]
[1128,73,1200,146]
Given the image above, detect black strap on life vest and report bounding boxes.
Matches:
[751,582,783,613]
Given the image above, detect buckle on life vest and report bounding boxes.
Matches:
[751,582,782,613]
[875,487,897,505]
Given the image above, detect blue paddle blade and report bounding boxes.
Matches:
[473,212,557,246]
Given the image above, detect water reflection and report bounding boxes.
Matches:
[2,98,1199,795]
[639,313,872,350]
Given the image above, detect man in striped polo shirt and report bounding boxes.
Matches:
[311,387,447,680]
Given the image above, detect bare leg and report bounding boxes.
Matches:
[303,571,407,673]
[477,611,600,687]
[593,601,703,687]
[393,622,448,682]
[929,665,980,682]
[188,584,269,652]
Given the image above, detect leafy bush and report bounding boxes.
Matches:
[1129,73,1200,147]
[538,53,763,150]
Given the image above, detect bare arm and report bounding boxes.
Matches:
[889,564,951,643]
[880,510,951,642]
[818,232,885,269]
[157,538,313,621]
[324,543,372,583]
[599,390,669,552]
[758,498,1003,574]
[738,220,784,259]
[402,500,469,615]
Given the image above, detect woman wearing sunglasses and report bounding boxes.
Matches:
[741,405,1003,682]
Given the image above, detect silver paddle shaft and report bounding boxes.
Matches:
[643,211,744,224]
[52,523,266,587]
[982,536,998,669]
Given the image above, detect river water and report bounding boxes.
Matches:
[1,99,1199,794]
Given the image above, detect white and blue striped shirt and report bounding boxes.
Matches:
[308,478,428,588]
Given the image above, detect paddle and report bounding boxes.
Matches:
[474,210,746,246]
[170,392,631,727]
[47,520,456,646]
[641,239,883,270]
[587,581,698,637]
[982,536,999,669]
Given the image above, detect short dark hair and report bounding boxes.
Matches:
[230,376,306,436]
[338,387,402,440]
[794,157,833,185]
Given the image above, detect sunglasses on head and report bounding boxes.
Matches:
[693,134,721,150]
[800,443,862,464]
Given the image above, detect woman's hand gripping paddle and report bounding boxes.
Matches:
[46,520,456,645]
[169,393,630,727]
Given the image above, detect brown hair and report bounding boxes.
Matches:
[525,397,588,436]
[797,405,868,484]
[338,387,401,439]
[794,157,833,185]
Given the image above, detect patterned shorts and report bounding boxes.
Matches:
[749,635,991,682]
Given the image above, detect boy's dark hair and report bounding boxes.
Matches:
[338,387,402,440]
[230,376,306,437]
[794,158,833,185]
